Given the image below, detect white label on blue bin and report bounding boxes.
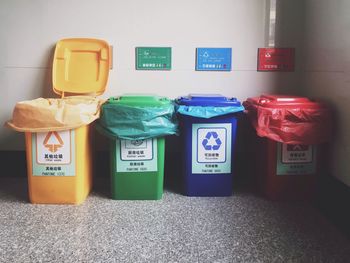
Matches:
[276,143,316,175]
[192,123,232,174]
[32,130,75,176]
[116,139,158,173]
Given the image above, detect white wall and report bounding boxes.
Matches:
[0,0,302,150]
[301,0,350,186]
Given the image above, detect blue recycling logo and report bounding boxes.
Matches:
[202,131,222,150]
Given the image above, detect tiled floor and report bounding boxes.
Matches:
[0,178,349,263]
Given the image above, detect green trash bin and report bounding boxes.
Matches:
[98,95,177,200]
[111,137,165,200]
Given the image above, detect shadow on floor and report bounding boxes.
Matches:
[0,178,28,203]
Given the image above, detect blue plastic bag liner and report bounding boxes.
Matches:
[97,95,178,140]
[176,94,244,118]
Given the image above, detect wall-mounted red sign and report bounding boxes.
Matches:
[258,48,295,72]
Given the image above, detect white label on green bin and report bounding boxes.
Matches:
[32,130,75,176]
[276,143,316,175]
[192,123,232,174]
[116,139,158,172]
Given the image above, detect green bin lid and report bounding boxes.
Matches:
[107,94,171,107]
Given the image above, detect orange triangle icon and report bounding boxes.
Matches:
[43,131,64,153]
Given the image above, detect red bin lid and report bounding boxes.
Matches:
[246,94,327,109]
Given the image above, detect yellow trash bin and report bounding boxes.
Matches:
[7,38,111,204]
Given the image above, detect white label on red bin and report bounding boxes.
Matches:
[32,130,75,176]
[192,123,232,174]
[116,139,158,173]
[282,144,313,163]
[276,143,316,175]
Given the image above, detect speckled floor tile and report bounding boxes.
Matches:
[0,178,349,263]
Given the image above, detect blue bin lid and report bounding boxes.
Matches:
[176,94,242,107]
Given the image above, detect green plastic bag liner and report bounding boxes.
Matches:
[97,95,178,140]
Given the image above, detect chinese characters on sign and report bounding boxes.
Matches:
[136,47,171,70]
[196,48,232,71]
[32,130,75,176]
[277,143,316,175]
[192,123,232,174]
[116,139,158,172]
[258,48,295,71]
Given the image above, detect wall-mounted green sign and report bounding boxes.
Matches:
[136,47,171,70]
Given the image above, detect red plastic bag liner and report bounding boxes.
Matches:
[243,95,332,145]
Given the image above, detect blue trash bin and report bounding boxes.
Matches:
[176,94,244,196]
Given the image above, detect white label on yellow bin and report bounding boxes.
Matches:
[32,130,75,176]
[116,139,158,172]
[276,143,316,175]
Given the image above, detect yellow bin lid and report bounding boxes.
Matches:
[52,38,110,96]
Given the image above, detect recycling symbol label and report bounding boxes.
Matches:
[196,127,228,164]
[202,51,210,58]
[202,131,222,150]
[192,124,232,174]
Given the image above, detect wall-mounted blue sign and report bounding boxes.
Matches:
[196,48,232,71]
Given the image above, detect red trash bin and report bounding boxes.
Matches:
[244,95,331,201]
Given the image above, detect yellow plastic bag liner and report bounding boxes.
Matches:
[7,96,104,132]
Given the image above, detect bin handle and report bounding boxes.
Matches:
[259,95,272,104]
